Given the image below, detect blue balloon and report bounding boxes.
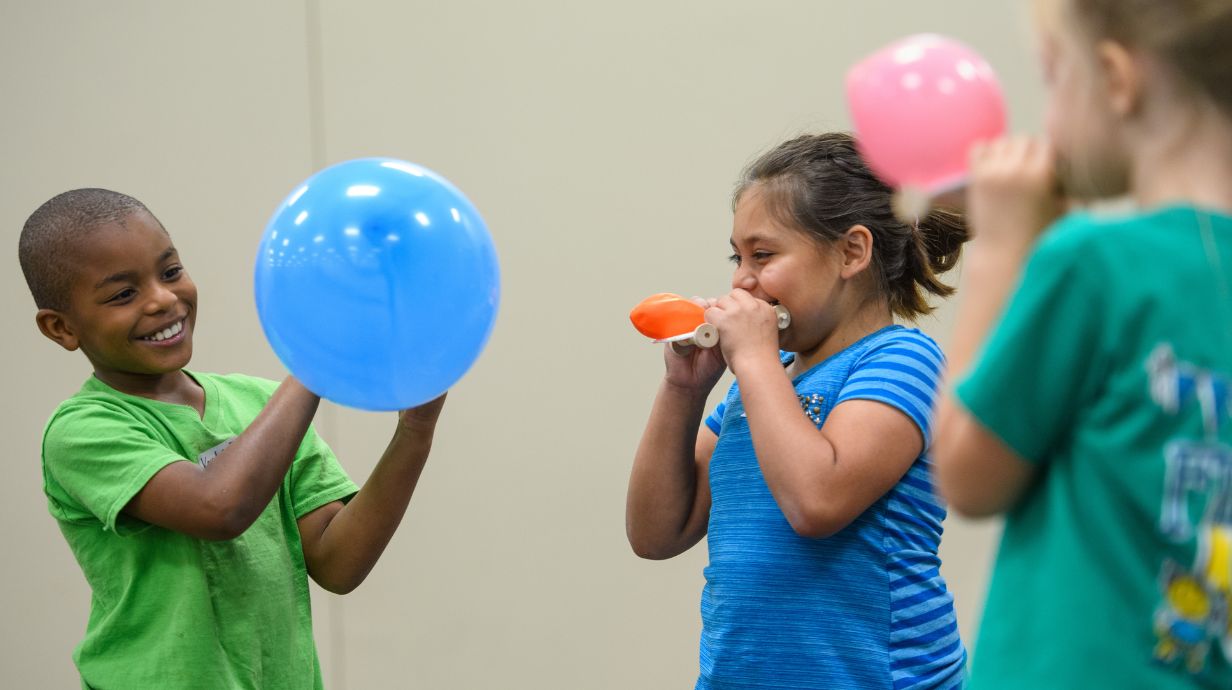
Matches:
[255,158,500,411]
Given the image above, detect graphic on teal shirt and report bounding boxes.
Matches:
[1149,343,1232,671]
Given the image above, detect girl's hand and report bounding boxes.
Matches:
[705,289,781,375]
[663,297,727,393]
[967,136,1065,248]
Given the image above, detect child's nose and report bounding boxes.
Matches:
[145,283,178,313]
[731,267,757,291]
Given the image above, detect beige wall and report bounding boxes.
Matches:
[1,2,1042,687]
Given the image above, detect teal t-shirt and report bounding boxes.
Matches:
[957,206,1232,689]
[42,371,359,690]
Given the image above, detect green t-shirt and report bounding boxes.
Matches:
[42,371,359,690]
[957,206,1232,689]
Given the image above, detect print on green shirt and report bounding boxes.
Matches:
[1149,342,1232,672]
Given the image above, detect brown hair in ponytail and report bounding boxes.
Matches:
[733,132,969,320]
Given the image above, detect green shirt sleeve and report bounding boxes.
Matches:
[43,400,186,533]
[954,214,1111,464]
[288,425,358,519]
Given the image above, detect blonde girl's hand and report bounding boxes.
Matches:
[662,297,727,392]
[705,289,781,375]
[966,136,1065,248]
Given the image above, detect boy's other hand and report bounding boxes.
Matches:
[398,394,447,431]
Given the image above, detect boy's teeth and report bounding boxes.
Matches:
[143,321,183,342]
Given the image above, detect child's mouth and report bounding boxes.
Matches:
[138,320,186,344]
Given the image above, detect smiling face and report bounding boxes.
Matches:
[38,210,198,391]
[728,185,852,358]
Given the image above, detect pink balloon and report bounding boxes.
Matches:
[846,34,1006,193]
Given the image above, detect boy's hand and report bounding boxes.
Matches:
[663,297,726,393]
[398,393,447,431]
[125,375,322,541]
[967,136,1065,248]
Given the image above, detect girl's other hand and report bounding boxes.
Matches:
[663,297,726,392]
[705,289,781,376]
[967,136,1065,248]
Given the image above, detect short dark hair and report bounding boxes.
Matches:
[734,132,968,319]
[18,188,155,311]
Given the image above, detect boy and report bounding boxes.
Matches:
[19,188,444,689]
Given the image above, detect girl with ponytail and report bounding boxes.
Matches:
[627,131,969,689]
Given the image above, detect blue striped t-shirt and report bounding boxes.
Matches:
[698,325,965,689]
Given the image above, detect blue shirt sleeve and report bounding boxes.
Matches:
[835,329,945,447]
[704,400,726,435]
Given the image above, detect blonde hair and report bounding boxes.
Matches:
[1064,0,1232,114]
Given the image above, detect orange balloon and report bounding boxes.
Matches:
[630,293,705,340]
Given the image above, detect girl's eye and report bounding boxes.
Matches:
[163,265,183,281]
[729,251,772,266]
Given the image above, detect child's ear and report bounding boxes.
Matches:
[36,309,81,352]
[1097,39,1140,117]
[839,224,875,279]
